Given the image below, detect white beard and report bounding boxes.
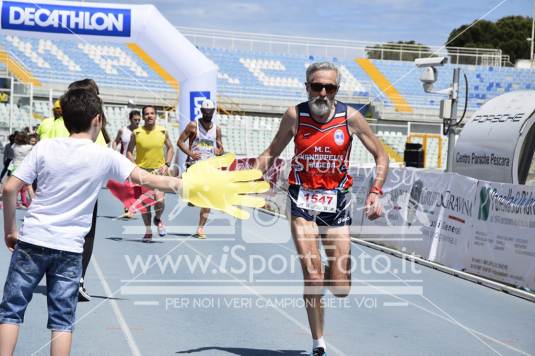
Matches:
[309,96,333,117]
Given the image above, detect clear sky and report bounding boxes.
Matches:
[91,0,532,46]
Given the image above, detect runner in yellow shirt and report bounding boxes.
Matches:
[127,105,174,241]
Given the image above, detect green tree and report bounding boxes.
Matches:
[447,16,532,65]
[365,40,434,61]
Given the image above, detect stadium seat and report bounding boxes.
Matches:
[0,35,173,93]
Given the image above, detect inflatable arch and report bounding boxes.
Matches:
[0,0,217,150]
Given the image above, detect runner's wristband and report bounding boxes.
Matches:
[370,186,383,196]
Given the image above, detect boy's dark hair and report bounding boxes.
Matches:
[14,131,28,145]
[142,105,156,115]
[129,110,141,120]
[60,88,103,134]
[68,78,100,95]
[66,79,112,144]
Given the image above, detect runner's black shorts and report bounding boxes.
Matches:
[288,184,352,227]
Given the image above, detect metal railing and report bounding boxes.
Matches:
[179,26,506,67]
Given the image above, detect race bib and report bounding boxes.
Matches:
[297,188,337,213]
[194,139,215,161]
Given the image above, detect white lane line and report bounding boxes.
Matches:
[134,301,160,306]
[383,301,409,307]
[121,279,248,283]
[93,257,142,356]
[121,285,423,295]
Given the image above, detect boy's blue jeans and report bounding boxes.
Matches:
[0,241,82,331]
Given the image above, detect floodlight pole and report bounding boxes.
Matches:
[446,68,460,172]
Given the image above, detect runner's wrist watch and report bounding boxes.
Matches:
[369,186,383,196]
[165,162,170,167]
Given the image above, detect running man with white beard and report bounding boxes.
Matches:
[256,62,389,356]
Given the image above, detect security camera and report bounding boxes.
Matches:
[420,67,437,93]
[414,56,448,68]
[420,67,437,84]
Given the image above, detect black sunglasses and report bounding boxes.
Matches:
[308,82,339,94]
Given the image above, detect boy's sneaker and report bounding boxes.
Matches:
[78,279,91,302]
[312,347,326,356]
[154,218,167,237]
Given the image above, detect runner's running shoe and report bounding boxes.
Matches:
[78,278,91,302]
[312,347,326,356]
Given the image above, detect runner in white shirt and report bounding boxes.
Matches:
[113,110,141,155]
[177,99,223,239]
[112,110,142,218]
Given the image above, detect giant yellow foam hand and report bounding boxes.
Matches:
[182,153,270,219]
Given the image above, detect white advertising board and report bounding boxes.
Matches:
[466,181,535,289]
[427,174,477,269]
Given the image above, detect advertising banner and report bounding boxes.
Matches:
[467,181,535,289]
[399,170,451,259]
[359,167,414,251]
[348,166,372,236]
[1,1,131,36]
[427,174,477,269]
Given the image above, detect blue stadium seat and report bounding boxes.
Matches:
[199,46,374,101]
[0,35,173,93]
[3,35,534,112]
[370,59,535,110]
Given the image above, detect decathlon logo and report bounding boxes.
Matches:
[334,129,345,146]
[1,1,131,37]
[190,91,210,121]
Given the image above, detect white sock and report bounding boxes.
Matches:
[313,336,326,350]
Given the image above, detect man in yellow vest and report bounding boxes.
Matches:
[127,105,174,241]
[36,100,61,140]
[37,99,107,145]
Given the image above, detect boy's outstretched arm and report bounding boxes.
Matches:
[2,177,25,251]
[129,167,182,194]
[128,153,270,220]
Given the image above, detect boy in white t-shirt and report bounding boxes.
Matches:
[0,88,268,356]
